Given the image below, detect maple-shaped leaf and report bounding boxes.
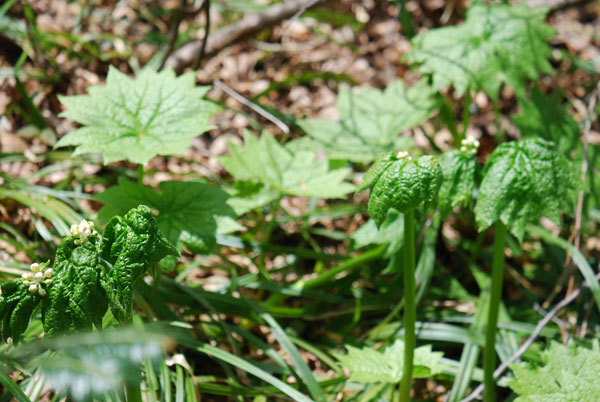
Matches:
[296,80,436,163]
[336,339,445,383]
[219,131,356,199]
[56,67,219,165]
[509,342,600,401]
[96,179,240,253]
[474,138,577,241]
[408,3,554,98]
[513,86,580,154]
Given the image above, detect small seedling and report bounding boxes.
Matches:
[358,151,442,401]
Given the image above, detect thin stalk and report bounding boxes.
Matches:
[399,209,415,402]
[125,384,143,402]
[483,221,507,402]
[138,164,144,185]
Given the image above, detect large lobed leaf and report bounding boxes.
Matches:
[475,138,578,241]
[56,67,219,165]
[509,342,600,401]
[97,179,240,253]
[336,339,445,383]
[296,80,436,163]
[220,131,356,199]
[408,3,554,97]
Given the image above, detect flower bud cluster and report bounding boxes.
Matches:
[70,219,98,245]
[22,262,53,297]
[460,136,480,156]
[396,151,413,161]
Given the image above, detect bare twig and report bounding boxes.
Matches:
[164,0,324,72]
[461,271,600,402]
[193,0,211,70]
[214,79,289,134]
[159,0,189,70]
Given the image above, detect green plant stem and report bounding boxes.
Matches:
[138,164,144,185]
[399,208,415,402]
[483,220,507,402]
[126,384,143,402]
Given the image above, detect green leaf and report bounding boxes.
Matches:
[358,152,442,226]
[513,86,580,154]
[351,208,403,252]
[474,138,578,241]
[56,66,218,165]
[43,237,108,337]
[297,80,436,163]
[97,179,238,253]
[437,149,478,218]
[0,279,41,344]
[336,339,445,383]
[509,342,600,401]
[219,131,356,198]
[100,205,178,323]
[226,180,279,215]
[408,3,554,97]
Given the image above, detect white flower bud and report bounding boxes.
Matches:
[44,269,53,278]
[396,151,412,160]
[78,220,92,237]
[70,224,78,236]
[34,272,44,281]
[22,272,33,280]
[30,263,40,272]
[28,284,38,293]
[38,287,46,297]
[44,279,53,285]
[23,280,30,286]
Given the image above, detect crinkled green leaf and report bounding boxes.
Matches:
[56,66,219,164]
[100,205,178,323]
[475,138,578,241]
[43,237,108,337]
[513,86,580,155]
[96,179,238,253]
[336,339,445,383]
[296,80,435,163]
[358,153,442,226]
[0,280,41,344]
[408,3,554,97]
[438,149,478,218]
[220,131,356,198]
[509,342,600,401]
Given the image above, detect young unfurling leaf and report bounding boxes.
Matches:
[0,262,53,343]
[475,138,578,241]
[358,152,443,226]
[100,205,178,323]
[437,137,480,218]
[42,236,108,337]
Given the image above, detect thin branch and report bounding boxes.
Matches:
[193,0,211,70]
[164,0,325,72]
[214,79,289,134]
[461,271,600,402]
